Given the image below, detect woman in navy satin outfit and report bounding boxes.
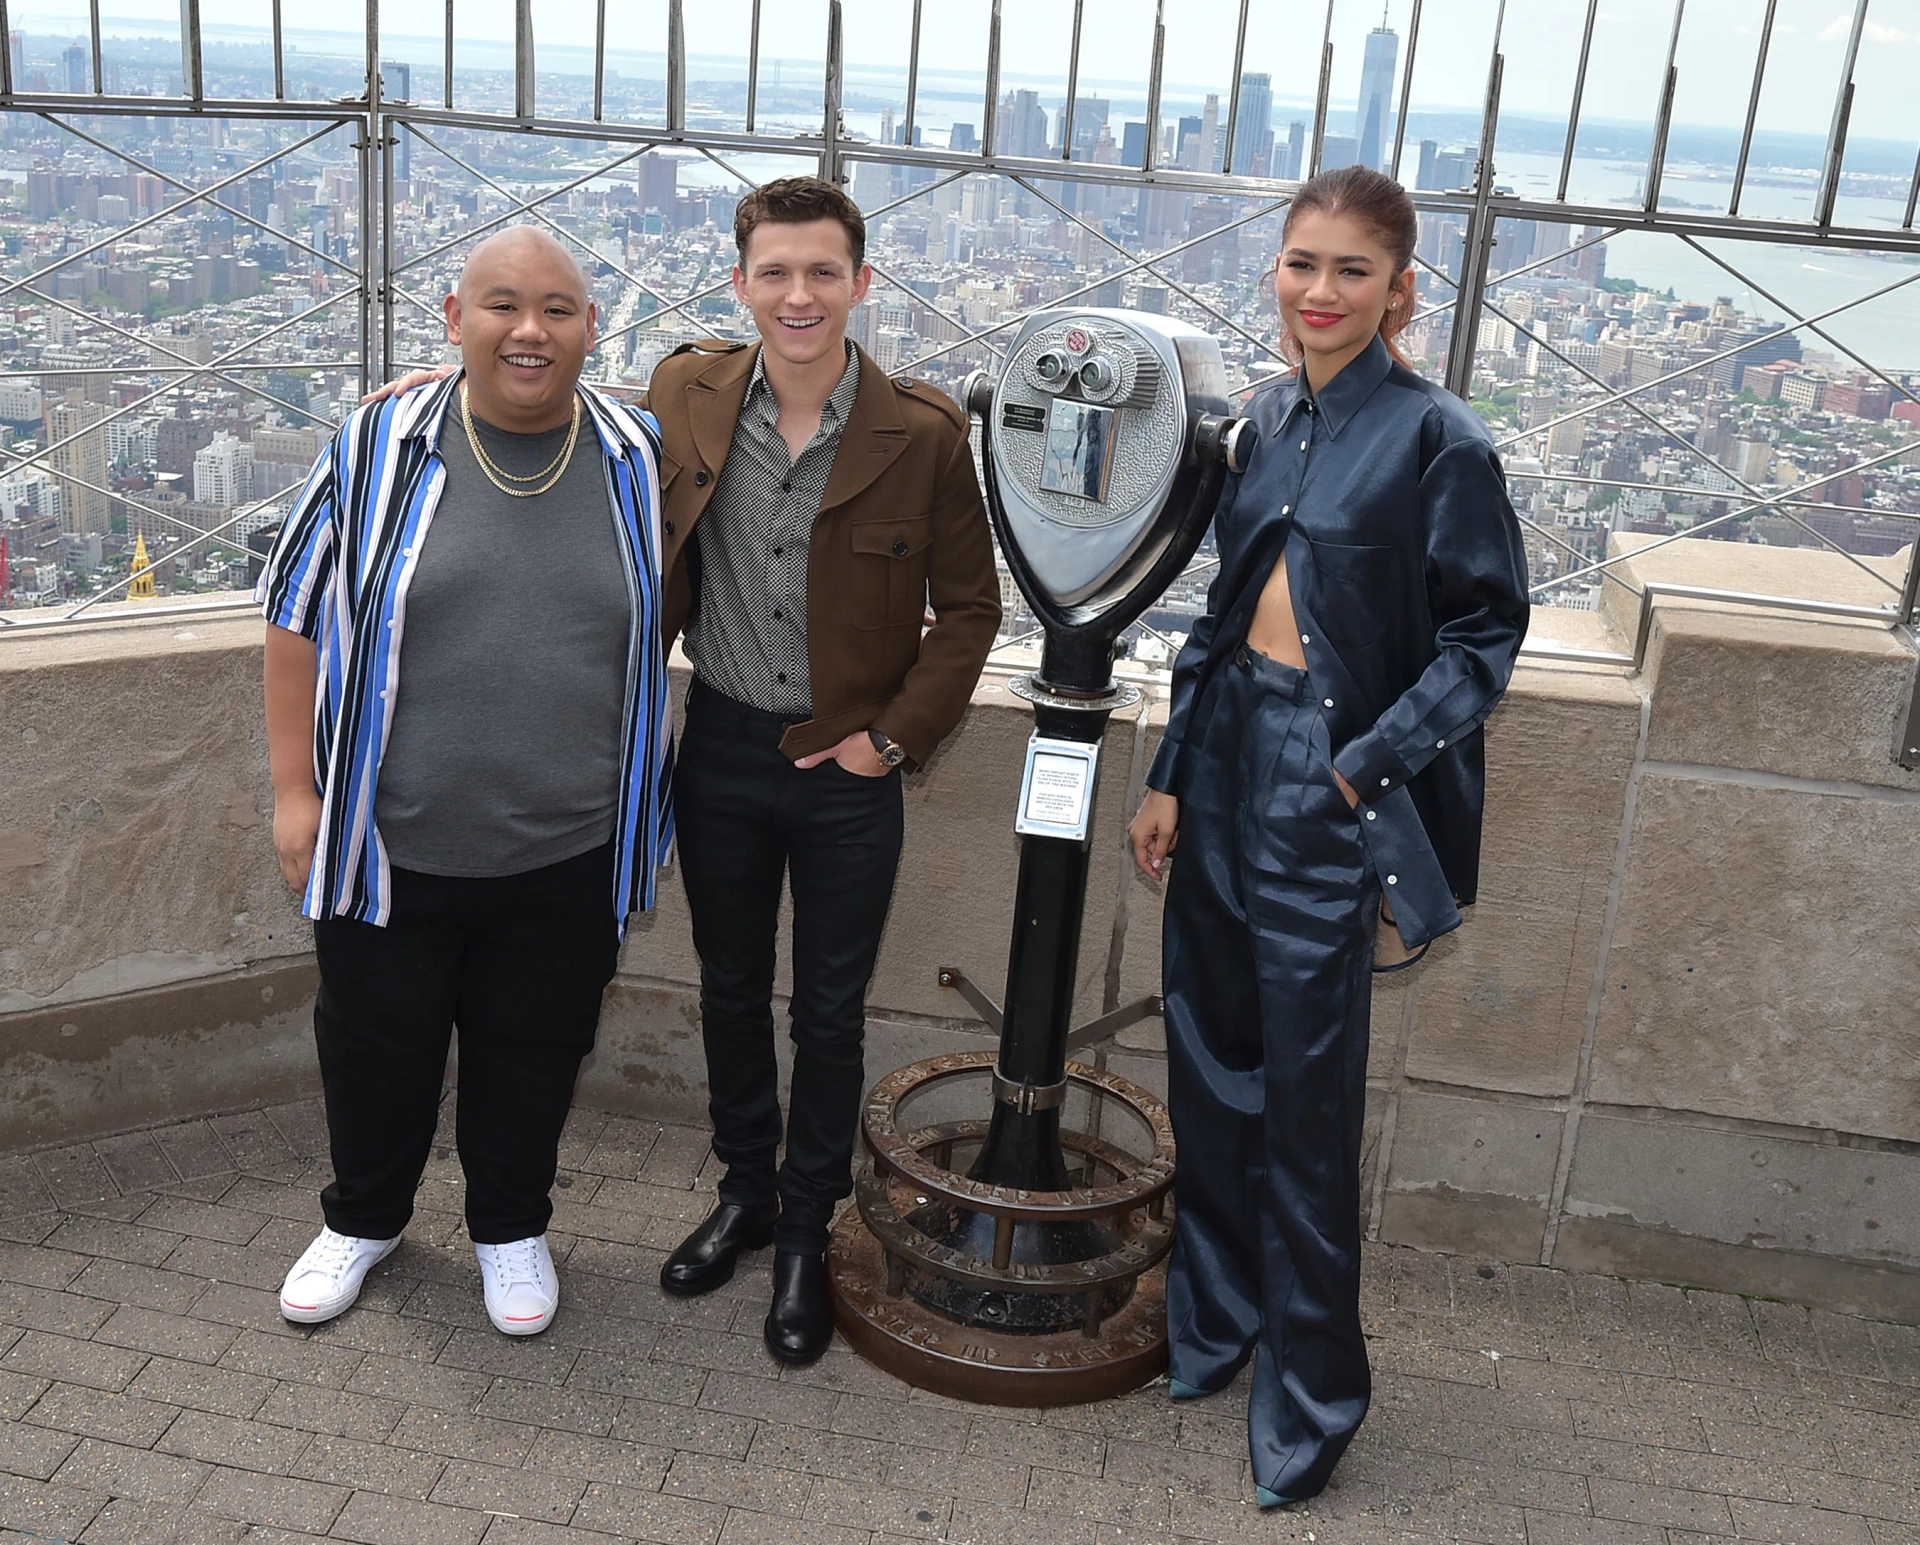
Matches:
[1128,167,1529,1506]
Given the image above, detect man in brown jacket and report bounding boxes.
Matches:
[369,179,999,1365]
[649,179,998,1363]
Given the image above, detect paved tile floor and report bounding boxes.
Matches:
[0,1101,1913,1543]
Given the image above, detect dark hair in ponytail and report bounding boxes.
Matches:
[1277,165,1419,368]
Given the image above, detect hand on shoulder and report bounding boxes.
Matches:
[360,366,454,404]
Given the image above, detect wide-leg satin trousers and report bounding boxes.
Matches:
[1162,643,1381,1503]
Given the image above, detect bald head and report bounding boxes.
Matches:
[458,225,592,307]
[444,224,599,433]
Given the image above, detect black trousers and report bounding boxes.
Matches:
[311,842,619,1245]
[674,679,905,1255]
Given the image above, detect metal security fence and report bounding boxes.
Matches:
[0,0,1915,674]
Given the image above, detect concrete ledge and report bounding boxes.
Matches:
[0,957,318,1151]
[1554,1215,1920,1325]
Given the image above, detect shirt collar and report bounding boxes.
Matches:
[394,365,653,462]
[745,340,861,430]
[1279,331,1394,441]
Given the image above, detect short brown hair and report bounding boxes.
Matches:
[733,177,866,270]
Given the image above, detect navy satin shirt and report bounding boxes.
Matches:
[1148,333,1529,941]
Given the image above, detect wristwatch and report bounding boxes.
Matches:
[868,728,907,768]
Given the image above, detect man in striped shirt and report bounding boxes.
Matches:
[257,228,672,1338]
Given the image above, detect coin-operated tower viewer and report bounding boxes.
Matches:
[828,310,1250,1404]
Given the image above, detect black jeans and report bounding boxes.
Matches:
[311,842,619,1245]
[675,679,905,1255]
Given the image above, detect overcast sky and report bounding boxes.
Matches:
[39,0,1920,141]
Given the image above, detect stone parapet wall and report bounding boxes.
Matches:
[3,541,1918,1318]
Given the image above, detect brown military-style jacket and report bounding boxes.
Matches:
[644,339,1001,768]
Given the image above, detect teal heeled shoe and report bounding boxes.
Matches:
[1257,1485,1288,1509]
[1168,1377,1210,1400]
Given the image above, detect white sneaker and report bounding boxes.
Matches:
[279,1227,401,1324]
[476,1234,559,1336]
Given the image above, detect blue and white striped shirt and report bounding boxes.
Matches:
[256,371,674,936]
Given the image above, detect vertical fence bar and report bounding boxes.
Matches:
[181,0,203,101]
[1389,0,1424,184]
[667,0,685,133]
[822,0,843,181]
[1443,51,1503,401]
[1816,0,1869,228]
[88,0,101,93]
[1221,0,1250,174]
[273,0,285,99]
[1642,1,1685,214]
[593,0,606,120]
[380,110,394,385]
[981,0,1001,156]
[443,0,454,108]
[1308,38,1332,177]
[361,0,380,396]
[514,0,534,120]
[904,0,923,148]
[745,0,760,132]
[1728,0,1776,216]
[1061,0,1083,161]
[1904,144,1919,230]
[1555,0,1599,202]
[1142,1,1165,173]
[0,0,12,97]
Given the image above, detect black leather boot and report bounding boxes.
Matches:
[658,1201,778,1296]
[763,1249,834,1365]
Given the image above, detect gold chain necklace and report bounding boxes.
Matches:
[461,386,581,498]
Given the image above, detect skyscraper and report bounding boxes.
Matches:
[1357,20,1400,172]
[1231,72,1273,176]
[1283,121,1306,181]
[61,41,87,94]
[999,90,1049,159]
[385,63,411,180]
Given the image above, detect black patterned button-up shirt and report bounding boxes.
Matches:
[684,342,862,717]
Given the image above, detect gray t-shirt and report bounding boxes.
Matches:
[375,394,632,878]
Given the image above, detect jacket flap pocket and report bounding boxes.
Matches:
[850,517,933,557]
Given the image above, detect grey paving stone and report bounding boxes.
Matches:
[1588,1475,1736,1534]
[0,1421,80,1480]
[190,1466,349,1533]
[151,1124,236,1184]
[0,1240,88,1292]
[255,1383,405,1443]
[0,1280,119,1337]
[808,1474,954,1537]
[521,1427,672,1492]
[347,1352,491,1412]
[67,1255,210,1316]
[44,1213,185,1268]
[435,1327,580,1386]
[23,1380,180,1447]
[1,1329,149,1392]
[217,1330,364,1395]
[0,1472,108,1538]
[569,1479,726,1544]
[612,1397,755,1459]
[91,1132,182,1196]
[209,1112,299,1175]
[34,1145,119,1211]
[158,1408,313,1474]
[967,1413,1105,1475]
[328,1487,491,1545]
[1730,1498,1879,1544]
[662,1449,812,1515]
[387,1406,539,1467]
[948,1498,1099,1545]
[475,1377,620,1436]
[52,1435,210,1501]
[288,1432,447,1499]
[481,1518,635,1545]
[0,1372,49,1424]
[427,1455,584,1523]
[95,1303,240,1365]
[716,1507,869,1545]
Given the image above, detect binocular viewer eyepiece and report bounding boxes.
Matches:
[964,309,1251,698]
